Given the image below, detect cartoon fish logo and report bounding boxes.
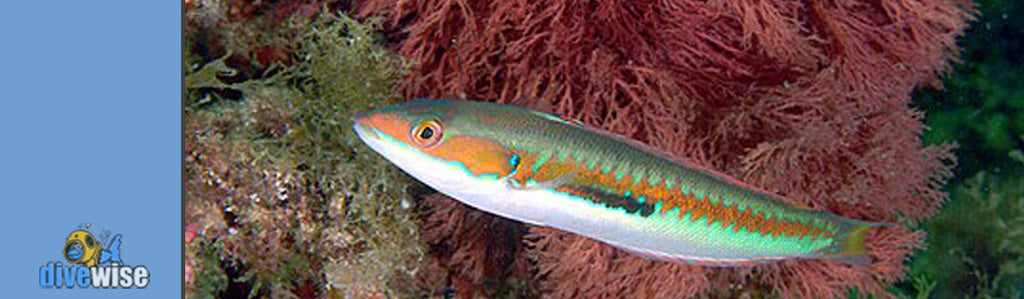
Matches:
[63,230,122,267]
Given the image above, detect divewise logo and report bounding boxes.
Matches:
[39,224,150,289]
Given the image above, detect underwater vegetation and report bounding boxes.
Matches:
[914,0,1024,177]
[903,0,1024,297]
[185,3,424,297]
[907,170,1024,298]
[185,0,333,78]
[355,0,969,297]
[181,0,1023,297]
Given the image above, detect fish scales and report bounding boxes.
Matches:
[354,100,882,265]
[467,104,826,235]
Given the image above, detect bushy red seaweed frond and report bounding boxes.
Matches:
[358,0,970,296]
[419,193,529,297]
[525,226,712,298]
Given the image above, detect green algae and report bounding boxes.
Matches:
[914,0,1024,177]
[185,10,423,298]
[903,0,1024,297]
[906,171,1024,298]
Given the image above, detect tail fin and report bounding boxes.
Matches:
[101,234,123,265]
[819,218,888,265]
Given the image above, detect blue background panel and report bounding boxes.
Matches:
[0,1,181,298]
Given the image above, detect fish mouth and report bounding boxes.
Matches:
[67,248,82,260]
[352,113,397,167]
[352,113,379,141]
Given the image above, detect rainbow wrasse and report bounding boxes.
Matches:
[353,100,882,266]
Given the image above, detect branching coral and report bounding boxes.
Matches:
[358,0,970,297]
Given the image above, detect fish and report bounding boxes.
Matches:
[353,100,883,266]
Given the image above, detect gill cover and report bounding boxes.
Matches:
[353,101,516,181]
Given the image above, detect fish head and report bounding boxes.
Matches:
[353,100,518,196]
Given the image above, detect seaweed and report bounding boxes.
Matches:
[906,171,1024,298]
[182,0,990,297]
[357,0,970,297]
[900,0,1024,296]
[184,9,423,298]
[914,0,1024,178]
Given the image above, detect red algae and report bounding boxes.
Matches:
[358,0,969,297]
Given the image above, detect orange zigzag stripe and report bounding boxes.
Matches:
[511,152,832,240]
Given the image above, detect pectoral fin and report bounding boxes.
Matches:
[505,171,577,190]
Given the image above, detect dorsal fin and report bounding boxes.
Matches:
[531,110,585,128]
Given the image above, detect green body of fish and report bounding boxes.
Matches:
[353,100,880,266]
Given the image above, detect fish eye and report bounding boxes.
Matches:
[419,127,434,139]
[411,119,443,148]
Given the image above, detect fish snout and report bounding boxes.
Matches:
[353,110,371,129]
[353,110,410,144]
[352,111,379,140]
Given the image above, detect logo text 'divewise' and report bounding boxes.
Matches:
[39,224,150,289]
